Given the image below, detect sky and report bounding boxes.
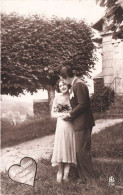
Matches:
[1,0,105,102]
[2,0,105,24]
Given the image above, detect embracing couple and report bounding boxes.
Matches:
[51,66,96,185]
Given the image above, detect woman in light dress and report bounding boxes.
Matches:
[51,79,76,183]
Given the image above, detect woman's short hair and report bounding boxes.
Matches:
[55,79,63,93]
[55,79,70,93]
[60,66,74,79]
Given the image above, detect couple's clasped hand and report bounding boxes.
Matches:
[60,113,71,121]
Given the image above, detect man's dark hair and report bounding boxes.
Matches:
[60,66,74,79]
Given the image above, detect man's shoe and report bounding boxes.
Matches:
[87,178,98,187]
[76,178,87,185]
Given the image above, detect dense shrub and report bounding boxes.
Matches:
[90,86,115,113]
[1,118,14,129]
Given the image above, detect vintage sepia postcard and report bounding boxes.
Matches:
[1,0,123,194]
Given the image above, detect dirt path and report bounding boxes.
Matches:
[1,118,123,173]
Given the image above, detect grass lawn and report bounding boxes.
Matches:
[92,121,123,159]
[1,121,123,195]
[1,117,56,148]
[1,158,123,195]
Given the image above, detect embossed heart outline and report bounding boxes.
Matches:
[8,157,37,187]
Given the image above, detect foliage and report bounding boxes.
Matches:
[97,0,123,36]
[1,110,24,125]
[90,86,115,113]
[1,13,96,96]
[33,101,50,119]
[1,117,13,128]
[97,0,123,9]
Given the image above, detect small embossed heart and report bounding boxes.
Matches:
[8,157,37,186]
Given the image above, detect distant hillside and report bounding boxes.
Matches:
[1,99,33,115]
[2,101,33,115]
[1,90,48,115]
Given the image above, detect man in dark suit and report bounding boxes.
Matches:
[60,66,96,184]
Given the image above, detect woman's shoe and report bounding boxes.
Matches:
[63,164,70,182]
[57,171,63,183]
[63,174,69,182]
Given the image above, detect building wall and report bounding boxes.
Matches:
[102,32,123,94]
[112,39,123,94]
[102,32,114,89]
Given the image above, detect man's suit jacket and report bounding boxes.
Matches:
[69,77,95,131]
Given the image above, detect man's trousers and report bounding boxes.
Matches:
[75,128,96,180]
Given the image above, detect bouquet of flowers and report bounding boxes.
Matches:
[54,104,72,113]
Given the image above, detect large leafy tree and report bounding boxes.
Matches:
[1,13,96,108]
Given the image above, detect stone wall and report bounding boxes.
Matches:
[33,99,50,119]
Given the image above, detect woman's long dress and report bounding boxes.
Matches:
[51,94,77,166]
